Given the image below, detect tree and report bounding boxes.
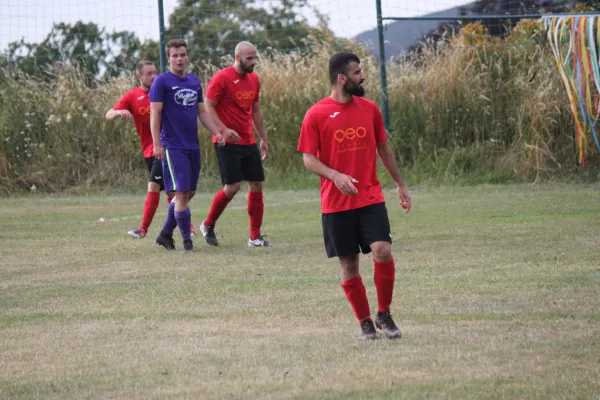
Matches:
[166,0,320,66]
[2,0,335,80]
[5,21,157,83]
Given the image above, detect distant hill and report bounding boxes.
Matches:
[355,2,475,60]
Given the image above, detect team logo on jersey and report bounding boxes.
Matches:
[235,90,255,101]
[330,112,340,118]
[334,126,367,143]
[174,88,198,106]
[333,126,369,154]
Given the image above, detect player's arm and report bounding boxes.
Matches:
[252,102,268,160]
[302,153,358,196]
[197,102,225,144]
[150,101,164,160]
[376,141,411,212]
[298,113,358,195]
[204,98,226,131]
[105,108,132,120]
[373,104,410,211]
[106,94,132,120]
[252,102,267,141]
[204,98,241,142]
[376,141,405,188]
[298,112,356,195]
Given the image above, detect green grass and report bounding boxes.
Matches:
[1,184,599,399]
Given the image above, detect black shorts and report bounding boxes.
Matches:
[144,156,164,190]
[321,202,392,258]
[214,143,265,185]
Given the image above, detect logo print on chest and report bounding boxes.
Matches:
[174,89,198,106]
[333,126,368,153]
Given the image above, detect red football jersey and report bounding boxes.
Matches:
[298,96,388,214]
[113,87,153,157]
[205,66,260,145]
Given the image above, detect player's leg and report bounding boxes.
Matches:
[186,179,198,237]
[129,157,162,239]
[138,158,164,237]
[155,149,188,251]
[243,144,268,246]
[201,144,243,246]
[156,190,177,251]
[172,149,199,253]
[323,209,376,340]
[358,203,401,339]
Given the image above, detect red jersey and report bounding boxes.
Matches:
[298,96,388,214]
[205,66,260,145]
[113,87,153,157]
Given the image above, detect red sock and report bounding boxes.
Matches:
[204,190,232,227]
[374,258,396,313]
[248,191,264,240]
[341,275,371,323]
[140,192,160,233]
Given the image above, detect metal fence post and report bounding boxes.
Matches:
[376,0,390,131]
[158,0,167,71]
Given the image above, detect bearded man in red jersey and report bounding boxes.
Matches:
[199,41,270,248]
[298,52,412,340]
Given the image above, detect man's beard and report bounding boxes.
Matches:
[343,80,365,97]
[240,61,255,73]
[142,80,154,91]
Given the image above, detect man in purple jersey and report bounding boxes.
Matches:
[150,39,225,253]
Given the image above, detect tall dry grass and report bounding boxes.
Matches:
[0,26,586,193]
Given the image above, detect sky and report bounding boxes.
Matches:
[0,0,470,52]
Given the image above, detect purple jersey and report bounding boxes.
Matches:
[149,71,204,150]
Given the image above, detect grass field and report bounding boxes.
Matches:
[1,184,599,399]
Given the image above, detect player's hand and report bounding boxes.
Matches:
[222,128,241,142]
[260,139,268,160]
[397,184,411,213]
[118,110,133,119]
[333,172,358,196]
[215,132,226,147]
[153,143,165,161]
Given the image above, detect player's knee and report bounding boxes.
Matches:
[248,181,263,192]
[174,192,187,204]
[224,183,241,197]
[372,242,392,262]
[148,182,161,192]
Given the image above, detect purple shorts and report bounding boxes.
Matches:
[162,148,201,193]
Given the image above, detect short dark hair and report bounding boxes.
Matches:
[328,52,360,85]
[135,60,154,75]
[166,39,188,57]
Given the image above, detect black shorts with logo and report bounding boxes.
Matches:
[321,202,392,258]
[214,143,265,185]
[144,156,164,190]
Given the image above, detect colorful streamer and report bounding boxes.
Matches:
[544,15,600,167]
